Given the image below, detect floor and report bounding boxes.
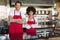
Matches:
[37,37,60,40]
[0,34,60,40]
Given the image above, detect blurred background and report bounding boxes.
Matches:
[0,0,60,40]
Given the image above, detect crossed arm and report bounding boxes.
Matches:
[8,16,26,24]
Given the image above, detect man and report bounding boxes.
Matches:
[8,1,25,40]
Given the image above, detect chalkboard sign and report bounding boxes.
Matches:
[10,0,54,6]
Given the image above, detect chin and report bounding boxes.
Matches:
[16,8,20,10]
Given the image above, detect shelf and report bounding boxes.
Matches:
[35,14,49,15]
[38,20,50,22]
[25,14,48,16]
[34,15,48,17]
[35,26,55,29]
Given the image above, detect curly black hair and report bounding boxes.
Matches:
[15,1,22,6]
[26,6,36,15]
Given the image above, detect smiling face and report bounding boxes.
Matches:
[29,11,34,16]
[26,6,36,16]
[15,3,21,11]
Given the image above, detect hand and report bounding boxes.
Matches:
[26,24,32,26]
[18,19,21,21]
[25,24,31,29]
[16,19,21,23]
[16,19,21,22]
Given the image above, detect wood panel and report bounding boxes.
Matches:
[0,0,7,5]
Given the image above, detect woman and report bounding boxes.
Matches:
[25,6,38,39]
[8,1,25,40]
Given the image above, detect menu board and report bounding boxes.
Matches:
[10,0,54,6]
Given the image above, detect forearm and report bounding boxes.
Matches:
[16,18,26,24]
[8,16,17,22]
[32,24,38,28]
[9,19,17,22]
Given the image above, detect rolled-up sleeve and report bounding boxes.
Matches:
[9,10,14,17]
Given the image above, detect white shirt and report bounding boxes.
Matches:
[9,10,26,18]
[25,17,38,29]
[9,10,26,28]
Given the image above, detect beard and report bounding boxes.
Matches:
[15,7,20,11]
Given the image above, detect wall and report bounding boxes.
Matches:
[0,0,9,20]
[56,2,60,19]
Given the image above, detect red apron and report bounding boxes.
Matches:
[9,11,23,40]
[26,18,36,36]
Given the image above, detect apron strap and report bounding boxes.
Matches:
[28,17,36,27]
[14,10,15,16]
[28,17,35,21]
[14,10,21,16]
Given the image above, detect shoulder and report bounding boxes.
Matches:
[20,10,26,15]
[34,17,37,19]
[34,17,38,21]
[25,17,28,21]
[9,10,14,14]
[20,10,26,18]
[9,10,14,16]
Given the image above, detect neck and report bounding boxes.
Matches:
[15,9,20,12]
[29,15,34,19]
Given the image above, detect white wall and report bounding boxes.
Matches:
[0,6,7,20]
